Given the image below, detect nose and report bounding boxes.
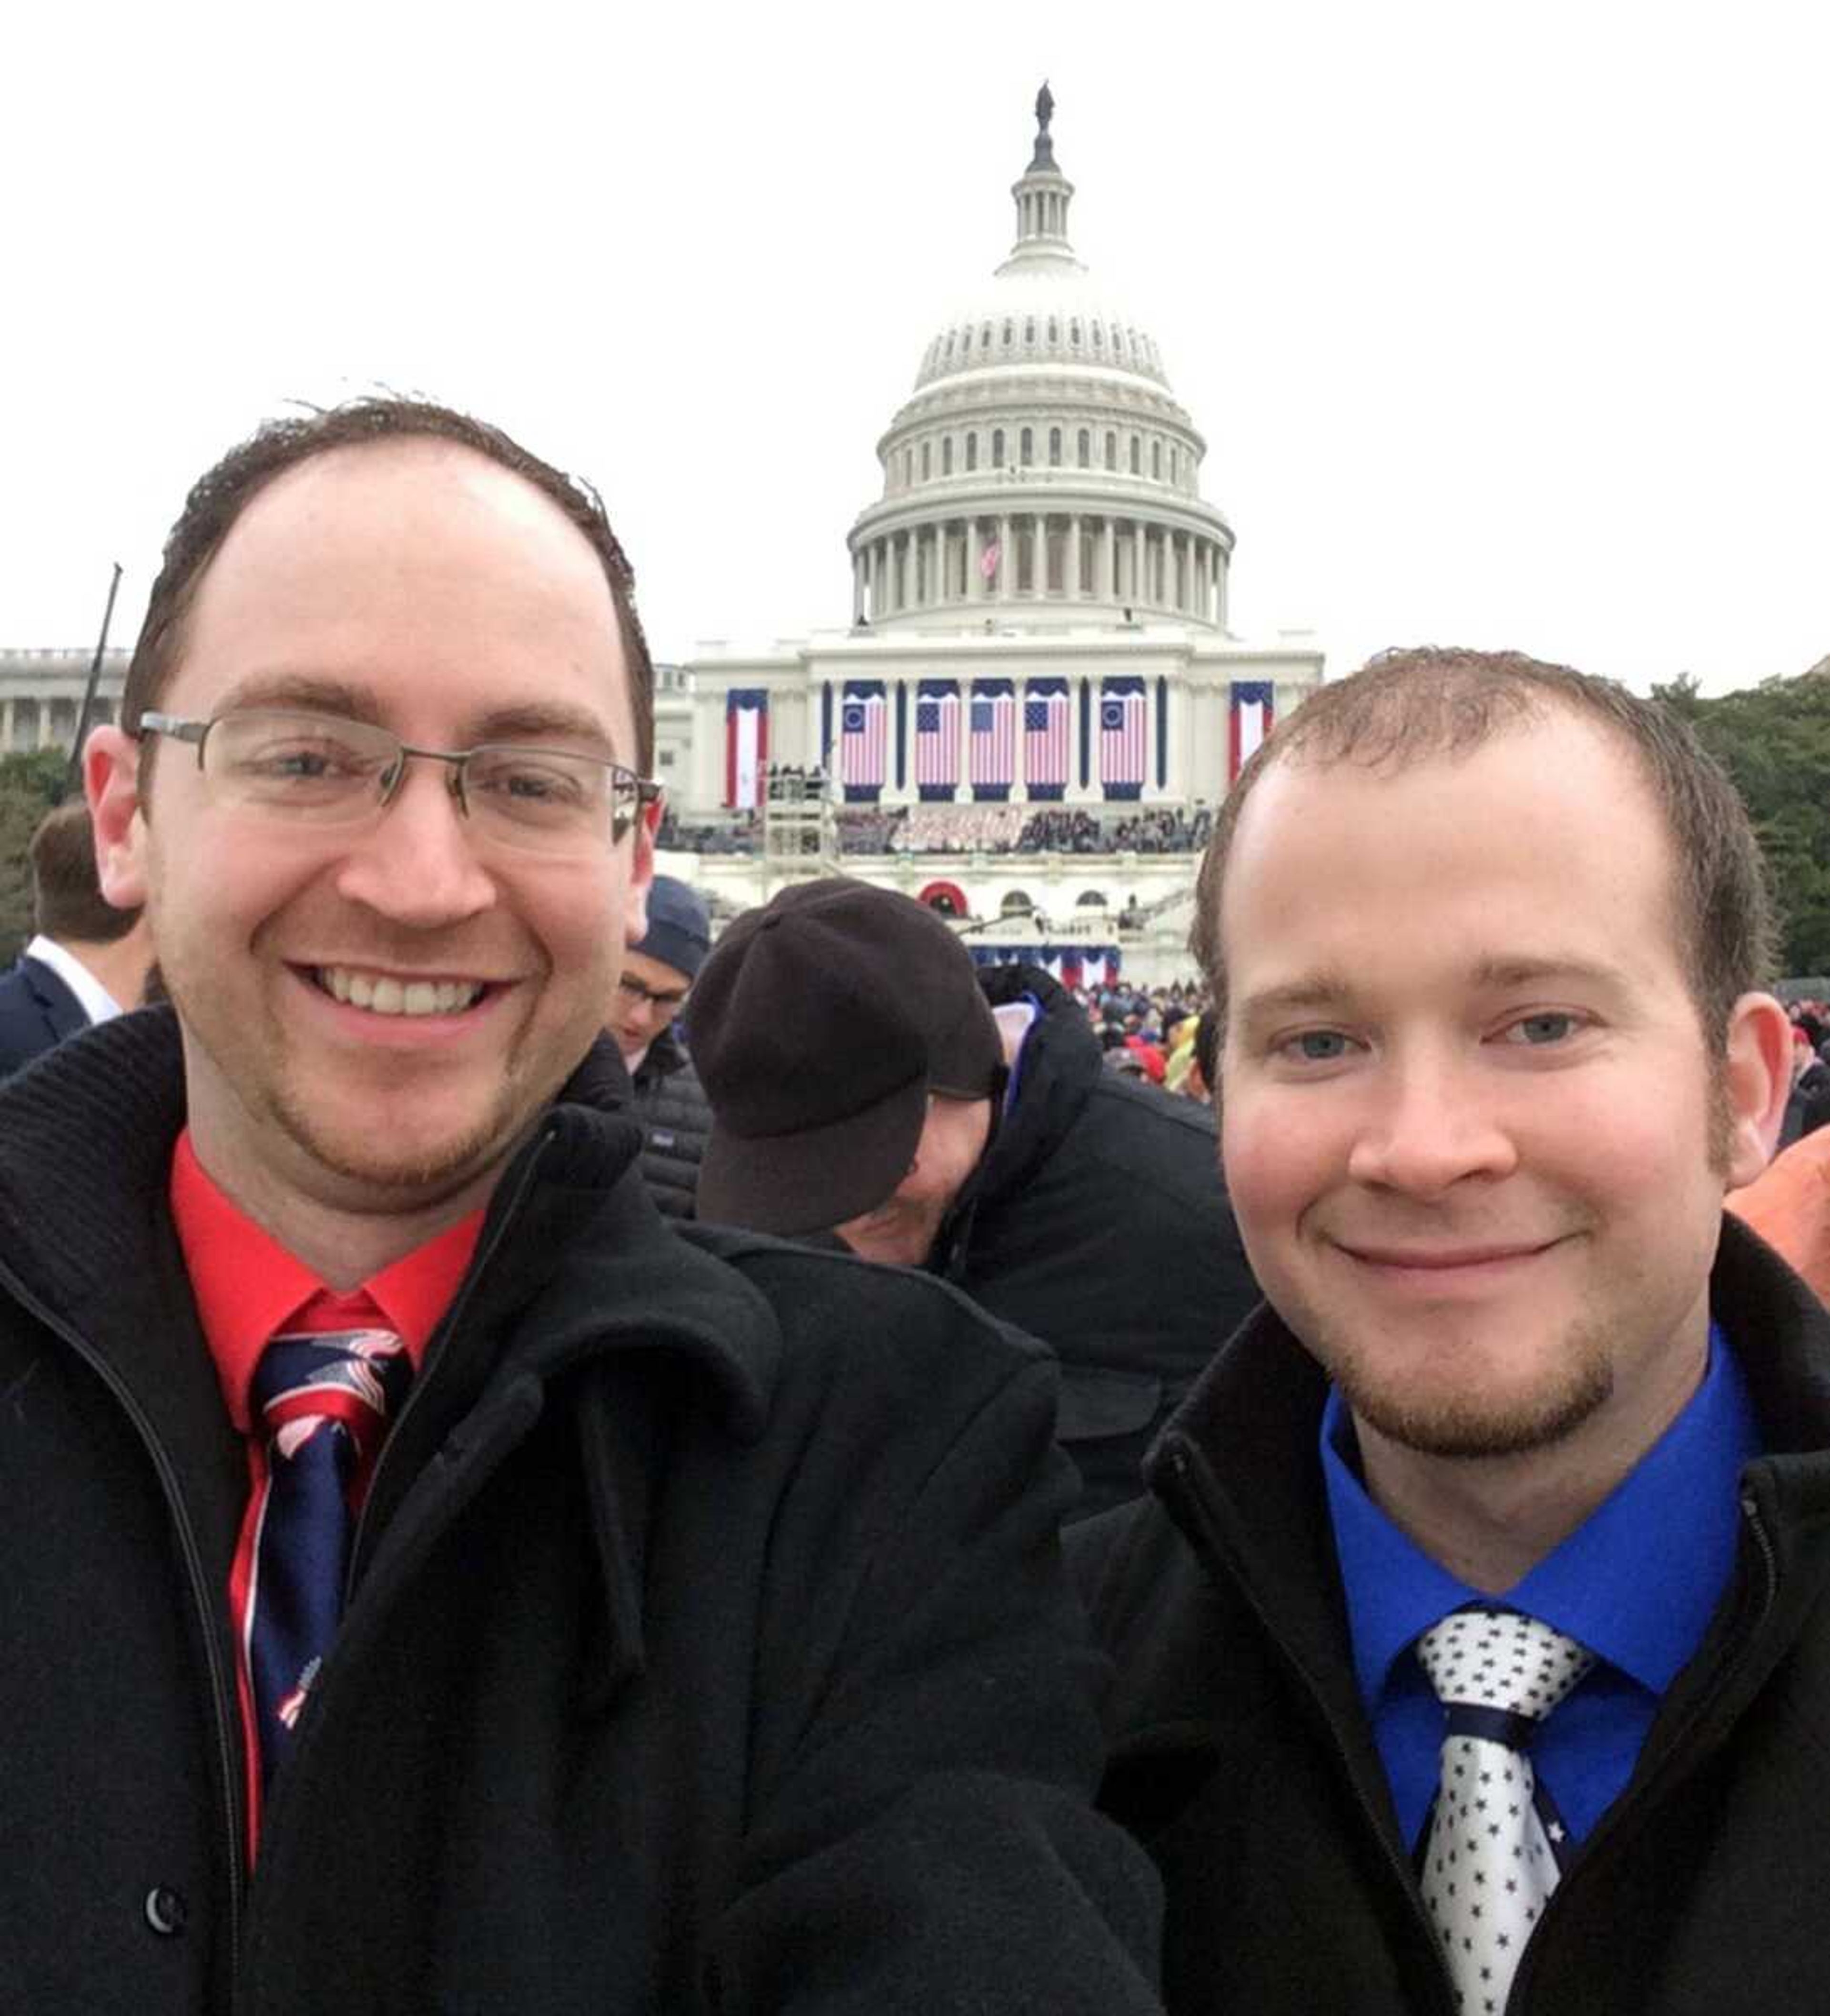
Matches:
[1345,1047,1518,1197]
[331,760,498,928]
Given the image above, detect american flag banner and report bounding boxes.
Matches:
[968,679,1016,799]
[1099,679,1147,799]
[724,688,768,809]
[840,682,887,801]
[1230,680,1275,783]
[915,680,961,800]
[1022,679,1071,800]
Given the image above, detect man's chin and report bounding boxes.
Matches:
[1344,1363,1616,1463]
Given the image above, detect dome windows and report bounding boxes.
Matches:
[983,323,993,347]
[966,432,978,472]
[1020,427,1034,467]
[1070,319,1081,347]
[1093,324,1104,351]
[1024,317,1036,344]
[1128,435,1140,474]
[992,428,1006,467]
[942,436,954,476]
[1048,427,1062,466]
[1047,316,1058,344]
[1002,320,1013,346]
[1151,439,1161,480]
[1077,428,1090,468]
[1104,431,1117,469]
[945,332,955,360]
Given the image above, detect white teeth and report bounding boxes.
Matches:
[316,967,485,1017]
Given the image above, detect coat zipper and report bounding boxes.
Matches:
[0,1256,244,1984]
[1162,1439,1457,2015]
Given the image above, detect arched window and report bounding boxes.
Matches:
[1093,323,1104,350]
[1020,426,1034,467]
[1047,317,1058,344]
[921,441,932,480]
[945,332,955,359]
[1070,319,1081,347]
[905,449,914,486]
[1105,431,1117,469]
[1169,447,1178,485]
[961,326,972,354]
[1048,427,1062,466]
[992,428,1005,467]
[1001,889,1035,918]
[1003,320,1013,346]
[1129,435,1140,474]
[1025,317,1036,344]
[966,431,978,472]
[983,323,993,346]
[1151,439,1161,479]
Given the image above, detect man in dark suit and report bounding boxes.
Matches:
[0,800,153,1075]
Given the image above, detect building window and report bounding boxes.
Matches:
[992,428,1005,467]
[1151,439,1161,479]
[966,431,978,472]
[1020,426,1034,466]
[1047,317,1058,344]
[1025,317,1036,344]
[1077,428,1090,467]
[1105,431,1117,469]
[904,449,914,486]
[961,326,971,354]
[659,747,677,769]
[1093,323,1104,349]
[1129,435,1140,474]
[945,332,955,359]
[1003,320,1013,346]
[922,441,932,480]
[1048,427,1062,466]
[1070,319,1081,346]
[942,436,953,476]
[983,323,993,346]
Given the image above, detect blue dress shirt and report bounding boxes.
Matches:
[1321,1324,1759,1851]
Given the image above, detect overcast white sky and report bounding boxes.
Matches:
[4,0,1825,695]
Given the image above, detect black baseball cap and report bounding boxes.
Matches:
[691,878,1003,1234]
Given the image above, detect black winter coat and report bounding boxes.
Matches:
[0,1011,1162,2015]
[936,966,1260,1521]
[1073,1217,1830,2014]
[626,1022,713,1216]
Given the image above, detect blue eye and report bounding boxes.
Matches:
[1291,1031,1350,1062]
[1512,1013,1577,1045]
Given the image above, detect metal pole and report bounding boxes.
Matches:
[66,561,124,790]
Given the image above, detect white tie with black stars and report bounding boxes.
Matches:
[1415,1608,1595,2015]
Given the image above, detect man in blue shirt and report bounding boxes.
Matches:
[1075,647,1827,2015]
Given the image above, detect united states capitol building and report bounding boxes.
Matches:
[2,90,1322,985]
[659,86,1322,981]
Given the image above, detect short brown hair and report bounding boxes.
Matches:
[1190,646,1777,1045]
[122,396,656,770]
[30,801,142,944]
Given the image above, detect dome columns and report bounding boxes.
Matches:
[851,513,1230,626]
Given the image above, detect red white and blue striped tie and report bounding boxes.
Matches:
[245,1313,410,1788]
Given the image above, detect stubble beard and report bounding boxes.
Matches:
[1321,1312,1617,1462]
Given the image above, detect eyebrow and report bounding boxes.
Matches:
[210,677,621,757]
[1234,954,1636,1033]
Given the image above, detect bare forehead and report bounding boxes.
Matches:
[215,437,606,577]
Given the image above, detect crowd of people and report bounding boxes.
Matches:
[655,800,1218,861]
[4,396,1830,2015]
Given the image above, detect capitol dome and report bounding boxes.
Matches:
[847,86,1234,635]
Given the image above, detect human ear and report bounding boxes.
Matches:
[83,725,150,911]
[1720,991,1796,1185]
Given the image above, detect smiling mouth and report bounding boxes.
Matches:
[1337,1239,1563,1271]
[310,964,490,1018]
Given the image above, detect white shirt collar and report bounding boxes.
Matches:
[25,934,123,1026]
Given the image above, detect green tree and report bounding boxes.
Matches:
[1652,668,1830,978]
[0,750,74,965]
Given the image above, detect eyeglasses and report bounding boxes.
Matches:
[616,972,689,1012]
[140,709,661,856]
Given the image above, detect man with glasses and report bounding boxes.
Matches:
[608,873,715,1217]
[0,400,1159,2012]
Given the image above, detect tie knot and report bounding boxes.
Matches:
[252,1327,411,1457]
[1416,1606,1594,1723]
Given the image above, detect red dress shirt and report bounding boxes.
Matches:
[170,1130,481,1853]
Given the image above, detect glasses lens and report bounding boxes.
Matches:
[466,747,633,852]
[206,711,396,817]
